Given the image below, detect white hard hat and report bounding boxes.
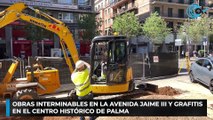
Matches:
[75,60,85,69]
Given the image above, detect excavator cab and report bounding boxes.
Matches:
[90,36,134,94]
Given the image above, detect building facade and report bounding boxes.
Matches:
[137,0,213,31]
[95,0,213,35]
[0,0,95,58]
[95,0,113,35]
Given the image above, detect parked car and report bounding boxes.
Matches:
[190,57,213,93]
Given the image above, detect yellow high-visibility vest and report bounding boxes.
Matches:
[71,69,92,97]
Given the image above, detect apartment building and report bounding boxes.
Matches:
[137,0,213,31]
[95,0,113,35]
[0,0,95,58]
[96,0,213,35]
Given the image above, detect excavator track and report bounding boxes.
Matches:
[94,89,151,100]
[94,83,158,100]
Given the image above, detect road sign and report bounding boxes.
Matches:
[203,41,207,46]
[175,39,182,46]
[153,56,159,63]
[203,36,208,46]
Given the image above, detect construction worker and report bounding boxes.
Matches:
[99,51,107,80]
[71,60,94,120]
[97,60,107,81]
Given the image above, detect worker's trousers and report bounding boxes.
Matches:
[78,92,95,120]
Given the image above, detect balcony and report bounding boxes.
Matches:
[159,13,188,20]
[111,0,132,8]
[113,5,138,17]
[151,0,190,7]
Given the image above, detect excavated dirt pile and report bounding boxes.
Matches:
[134,86,181,99]
[157,86,181,96]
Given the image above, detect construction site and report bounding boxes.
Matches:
[0,1,213,120]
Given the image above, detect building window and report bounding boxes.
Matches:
[108,19,110,24]
[101,3,103,9]
[209,2,213,7]
[199,0,205,6]
[58,12,76,23]
[57,0,72,4]
[58,13,63,19]
[177,22,183,29]
[113,10,117,15]
[105,10,107,15]
[154,7,160,15]
[178,0,184,4]
[125,3,128,10]
[168,8,173,17]
[78,0,90,5]
[105,20,107,25]
[189,0,194,4]
[109,0,113,4]
[132,0,135,7]
[168,0,172,2]
[178,9,184,18]
[63,13,71,20]
[209,12,213,17]
[108,8,110,14]
[167,22,173,30]
[105,30,107,35]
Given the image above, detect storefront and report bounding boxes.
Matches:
[37,40,54,56]
[0,28,6,59]
[13,40,32,59]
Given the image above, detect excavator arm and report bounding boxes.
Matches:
[0,2,79,73]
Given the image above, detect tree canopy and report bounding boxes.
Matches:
[78,14,102,41]
[24,7,54,42]
[142,12,171,44]
[179,16,213,44]
[112,12,142,38]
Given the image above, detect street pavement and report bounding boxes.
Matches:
[48,74,213,119]
[146,75,213,119]
[41,57,213,118]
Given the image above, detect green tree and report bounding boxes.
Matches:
[142,12,171,44]
[25,24,53,42]
[25,7,53,42]
[24,7,54,56]
[78,14,102,41]
[112,12,142,38]
[179,16,213,51]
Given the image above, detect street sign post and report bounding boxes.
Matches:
[175,39,182,59]
[203,36,207,57]
[175,39,182,46]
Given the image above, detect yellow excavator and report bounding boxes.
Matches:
[0,2,134,99]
